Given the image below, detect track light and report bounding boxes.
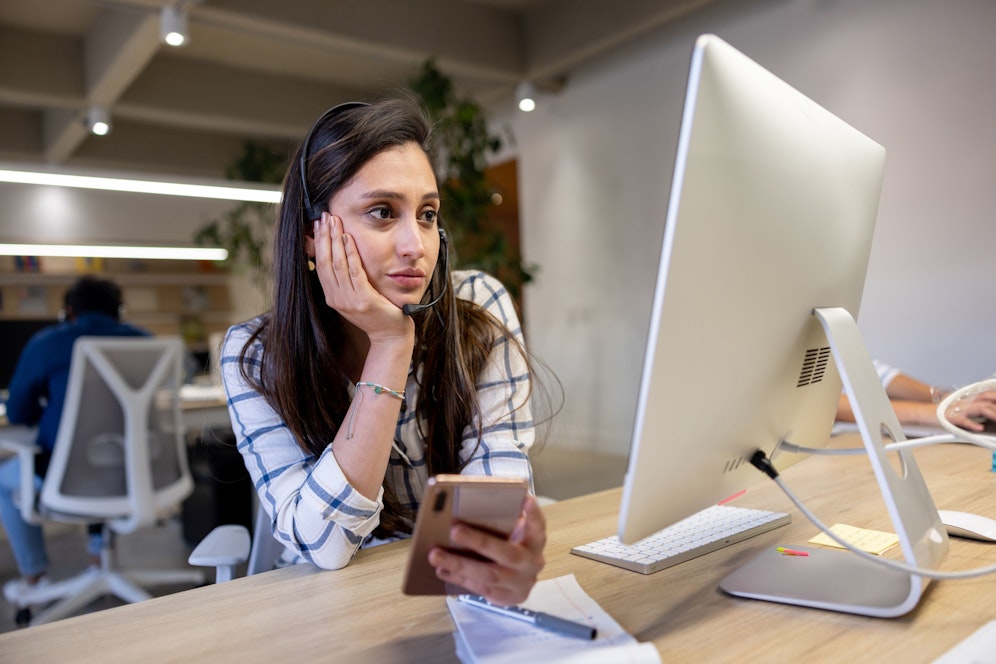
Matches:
[516,81,537,112]
[87,107,111,136]
[514,77,568,112]
[160,6,188,47]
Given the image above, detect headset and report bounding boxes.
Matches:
[299,101,370,223]
[300,101,449,317]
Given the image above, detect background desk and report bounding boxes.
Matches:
[1,435,994,662]
[0,384,230,431]
[178,383,230,432]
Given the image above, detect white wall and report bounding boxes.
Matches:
[512,0,996,455]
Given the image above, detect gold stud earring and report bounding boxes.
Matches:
[307,259,316,272]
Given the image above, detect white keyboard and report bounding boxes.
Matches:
[571,504,790,575]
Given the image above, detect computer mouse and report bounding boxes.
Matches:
[937,510,996,542]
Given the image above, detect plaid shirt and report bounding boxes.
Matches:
[221,270,534,569]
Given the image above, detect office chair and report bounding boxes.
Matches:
[188,503,283,582]
[0,336,205,626]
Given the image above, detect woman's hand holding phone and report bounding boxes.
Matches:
[401,475,545,604]
[430,494,547,605]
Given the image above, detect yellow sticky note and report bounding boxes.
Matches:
[808,523,899,555]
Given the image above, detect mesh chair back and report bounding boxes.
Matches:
[40,336,193,534]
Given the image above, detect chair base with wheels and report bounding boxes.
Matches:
[3,521,205,626]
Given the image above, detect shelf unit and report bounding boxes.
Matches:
[0,256,234,353]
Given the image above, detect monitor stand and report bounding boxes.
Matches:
[719,306,949,618]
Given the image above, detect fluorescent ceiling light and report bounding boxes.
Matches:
[0,166,281,203]
[0,243,228,261]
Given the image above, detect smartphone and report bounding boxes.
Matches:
[401,474,529,595]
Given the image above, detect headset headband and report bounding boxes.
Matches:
[299,101,370,222]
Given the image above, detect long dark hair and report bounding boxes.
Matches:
[239,97,534,536]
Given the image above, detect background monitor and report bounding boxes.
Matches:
[618,34,887,546]
[0,318,58,392]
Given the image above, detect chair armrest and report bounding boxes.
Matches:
[0,426,41,456]
[188,524,251,583]
[0,426,43,525]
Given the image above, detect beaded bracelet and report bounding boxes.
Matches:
[356,381,405,401]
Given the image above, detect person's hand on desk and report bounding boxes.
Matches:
[942,389,996,432]
[873,395,996,431]
[428,494,547,606]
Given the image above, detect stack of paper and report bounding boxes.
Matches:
[446,574,660,664]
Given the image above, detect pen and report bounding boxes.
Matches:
[456,595,597,640]
[776,547,810,557]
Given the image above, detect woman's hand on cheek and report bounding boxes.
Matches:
[313,213,411,339]
[427,495,546,606]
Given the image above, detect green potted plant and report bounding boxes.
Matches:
[409,59,536,299]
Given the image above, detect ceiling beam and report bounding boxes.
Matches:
[522,0,724,80]
[116,56,368,140]
[84,8,159,105]
[67,117,294,178]
[196,0,525,82]
[0,107,42,160]
[44,8,160,163]
[0,25,83,109]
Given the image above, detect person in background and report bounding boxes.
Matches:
[0,276,148,597]
[221,97,550,605]
[837,358,996,431]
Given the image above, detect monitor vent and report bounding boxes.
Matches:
[797,346,832,387]
[723,455,748,474]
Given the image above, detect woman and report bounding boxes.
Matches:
[221,97,546,604]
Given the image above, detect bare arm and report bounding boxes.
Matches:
[838,373,996,432]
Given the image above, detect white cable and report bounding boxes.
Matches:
[778,433,961,457]
[772,473,996,581]
[936,378,996,452]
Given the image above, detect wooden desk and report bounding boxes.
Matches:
[1,435,994,662]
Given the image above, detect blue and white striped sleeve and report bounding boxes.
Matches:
[221,323,384,570]
[872,358,901,388]
[451,272,535,489]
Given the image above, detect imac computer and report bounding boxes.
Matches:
[615,34,949,617]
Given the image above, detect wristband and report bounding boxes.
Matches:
[356,381,405,401]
